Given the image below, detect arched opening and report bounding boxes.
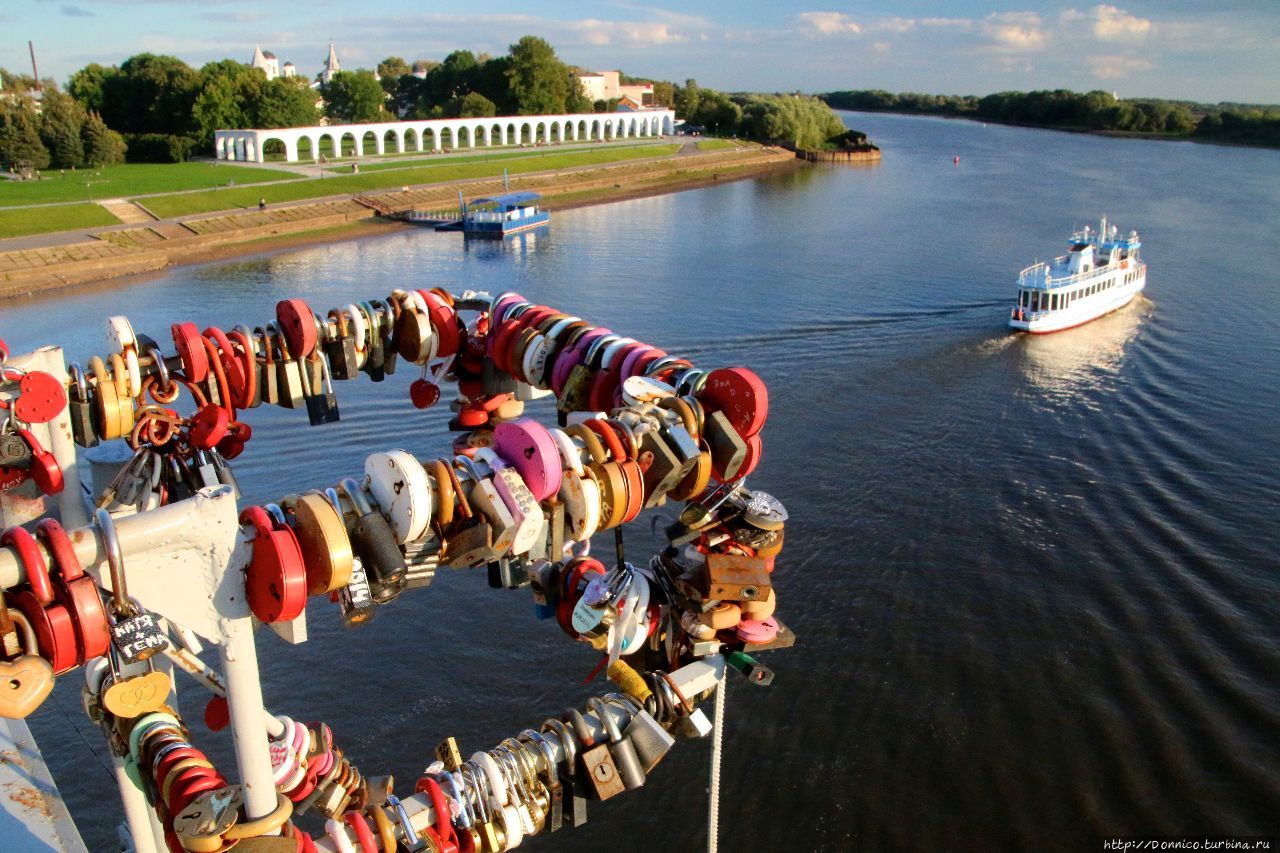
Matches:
[404,128,419,153]
[262,138,286,161]
[590,120,601,141]
[535,122,548,143]
[362,130,378,156]
[383,129,400,155]
[296,137,314,161]
[457,126,471,148]
[440,127,454,151]
[338,133,357,157]
[490,123,503,146]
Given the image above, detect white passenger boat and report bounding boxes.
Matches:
[1009,217,1146,333]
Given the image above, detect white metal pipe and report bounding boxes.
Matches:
[220,615,281,823]
[163,644,286,739]
[111,753,162,853]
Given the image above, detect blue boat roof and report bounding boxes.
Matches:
[470,191,541,207]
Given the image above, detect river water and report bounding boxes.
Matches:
[4,111,1279,851]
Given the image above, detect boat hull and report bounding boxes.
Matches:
[1009,277,1144,334]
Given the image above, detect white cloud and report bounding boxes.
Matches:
[873,17,916,34]
[1064,5,1152,40]
[796,12,862,37]
[982,11,1045,50]
[572,19,687,46]
[1088,54,1154,78]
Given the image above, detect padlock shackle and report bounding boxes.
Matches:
[94,507,135,618]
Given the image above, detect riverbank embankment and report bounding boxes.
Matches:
[0,145,797,299]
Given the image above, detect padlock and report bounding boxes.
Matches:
[340,479,407,603]
[16,428,62,495]
[702,552,772,602]
[302,351,341,426]
[678,706,714,738]
[589,696,645,791]
[359,303,386,382]
[100,644,172,719]
[255,326,281,407]
[239,506,308,624]
[541,718,587,828]
[273,325,306,410]
[0,430,32,469]
[96,508,170,664]
[606,693,675,773]
[39,518,111,664]
[704,409,749,481]
[0,608,55,719]
[325,309,360,381]
[566,707,624,801]
[6,525,80,674]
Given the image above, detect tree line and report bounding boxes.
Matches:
[821,89,1280,147]
[2,34,866,171]
[675,81,861,151]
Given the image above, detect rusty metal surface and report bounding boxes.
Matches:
[0,717,89,852]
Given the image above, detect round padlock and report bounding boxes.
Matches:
[492,418,562,503]
[275,298,319,358]
[188,404,230,451]
[365,450,433,543]
[13,371,67,424]
[698,366,769,439]
[239,507,307,624]
[171,322,210,384]
[735,617,779,644]
[4,526,79,674]
[38,518,110,663]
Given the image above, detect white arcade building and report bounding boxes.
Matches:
[213,109,676,163]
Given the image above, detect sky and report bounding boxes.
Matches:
[4,1,1279,105]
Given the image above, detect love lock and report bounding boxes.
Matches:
[15,428,62,495]
[10,371,67,425]
[239,506,307,624]
[0,608,55,719]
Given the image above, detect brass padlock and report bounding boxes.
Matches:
[589,696,645,791]
[567,707,624,801]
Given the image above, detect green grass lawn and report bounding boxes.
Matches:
[696,139,739,151]
[145,144,681,218]
[0,203,120,239]
[0,163,301,208]
[323,142,662,173]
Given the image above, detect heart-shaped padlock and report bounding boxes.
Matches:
[0,609,55,719]
[410,379,440,409]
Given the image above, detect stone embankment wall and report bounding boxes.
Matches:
[0,146,793,299]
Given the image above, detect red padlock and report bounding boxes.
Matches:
[239,507,307,624]
[16,428,62,495]
[0,463,28,492]
[203,327,247,410]
[188,404,230,450]
[38,518,110,664]
[171,322,210,384]
[4,526,79,673]
[698,366,769,439]
[410,379,440,409]
[419,776,461,853]
[13,371,67,424]
[419,290,461,359]
[275,298,318,359]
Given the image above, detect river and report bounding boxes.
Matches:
[4,110,1279,851]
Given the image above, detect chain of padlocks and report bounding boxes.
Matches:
[0,288,792,852]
